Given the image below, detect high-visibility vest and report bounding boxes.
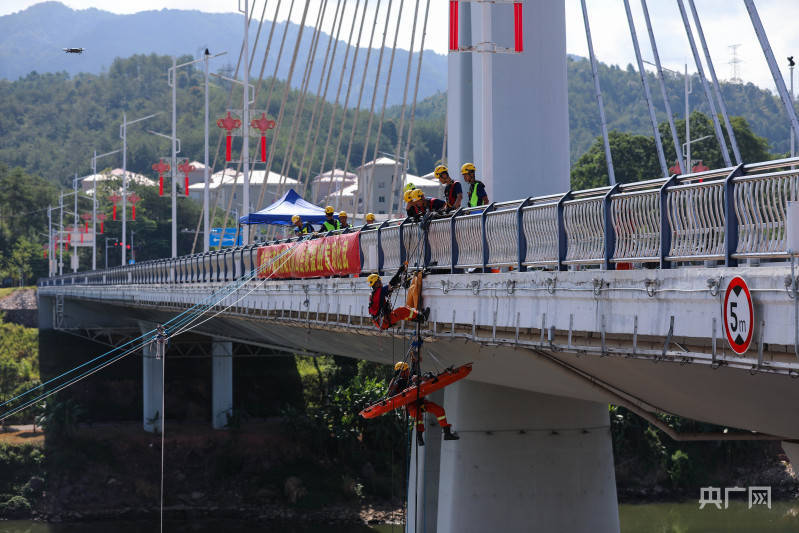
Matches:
[322,219,340,231]
[468,180,485,207]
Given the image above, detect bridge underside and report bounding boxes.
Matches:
[49,290,799,441]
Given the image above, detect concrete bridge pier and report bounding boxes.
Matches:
[406,391,444,533]
[212,339,233,429]
[431,381,620,533]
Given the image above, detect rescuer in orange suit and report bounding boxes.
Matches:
[367,266,429,329]
[388,361,459,446]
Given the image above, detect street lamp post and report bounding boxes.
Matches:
[167,51,227,257]
[790,56,795,159]
[91,149,121,270]
[682,134,713,165]
[120,111,160,266]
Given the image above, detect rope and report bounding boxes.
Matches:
[364,0,405,215]
[0,236,310,422]
[352,0,395,219]
[387,0,422,217]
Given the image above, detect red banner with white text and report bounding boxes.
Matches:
[256,231,361,279]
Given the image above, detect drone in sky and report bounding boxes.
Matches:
[63,48,85,54]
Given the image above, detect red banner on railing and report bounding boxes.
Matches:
[256,231,361,279]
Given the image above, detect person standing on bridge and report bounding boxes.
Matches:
[367,267,429,329]
[461,163,489,207]
[321,206,343,232]
[337,211,351,230]
[388,361,459,446]
[291,215,315,236]
[435,165,462,211]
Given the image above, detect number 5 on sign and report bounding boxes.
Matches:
[723,276,754,355]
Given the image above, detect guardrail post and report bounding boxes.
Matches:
[399,219,409,266]
[450,208,462,274]
[659,175,679,269]
[724,164,746,267]
[376,220,388,275]
[422,220,431,268]
[603,184,620,270]
[481,203,496,272]
[516,198,533,272]
[557,191,572,271]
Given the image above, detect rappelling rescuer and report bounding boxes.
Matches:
[388,360,459,446]
[367,265,429,329]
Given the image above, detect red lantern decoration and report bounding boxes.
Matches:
[217,111,241,162]
[178,161,196,197]
[128,193,141,221]
[96,213,106,234]
[81,213,92,233]
[65,226,73,244]
[109,194,121,221]
[513,2,523,53]
[250,113,276,162]
[152,159,170,196]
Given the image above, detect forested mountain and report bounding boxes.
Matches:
[0,2,447,107]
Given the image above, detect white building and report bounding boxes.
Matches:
[350,157,443,215]
[310,169,357,204]
[80,168,156,195]
[188,169,298,214]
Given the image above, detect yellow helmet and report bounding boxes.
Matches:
[461,162,476,175]
[291,215,301,224]
[434,165,449,178]
[410,189,424,201]
[324,205,335,215]
[365,213,376,223]
[367,273,381,287]
[394,361,409,371]
[339,211,347,218]
[403,189,414,203]
[404,183,417,192]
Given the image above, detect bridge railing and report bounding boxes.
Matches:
[39,157,799,287]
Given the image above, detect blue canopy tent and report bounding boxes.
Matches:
[238,188,337,225]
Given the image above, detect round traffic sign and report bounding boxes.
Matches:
[723,276,754,355]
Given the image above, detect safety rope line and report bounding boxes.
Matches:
[364,0,405,215]
[296,0,349,197]
[0,237,309,422]
[387,0,422,217]
[315,0,364,207]
[352,0,394,218]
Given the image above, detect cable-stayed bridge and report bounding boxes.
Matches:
[32,0,799,531]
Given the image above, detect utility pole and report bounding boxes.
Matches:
[790,56,795,159]
[91,149,121,271]
[120,111,159,265]
[242,0,251,246]
[59,192,64,276]
[171,56,177,259]
[204,49,211,252]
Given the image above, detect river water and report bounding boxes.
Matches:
[2,502,799,532]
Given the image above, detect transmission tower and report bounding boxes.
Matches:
[728,44,743,83]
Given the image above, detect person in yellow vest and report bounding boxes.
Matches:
[291,214,314,235]
[321,206,343,232]
[461,163,488,207]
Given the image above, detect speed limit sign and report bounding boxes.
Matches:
[723,276,754,355]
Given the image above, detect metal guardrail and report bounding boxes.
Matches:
[39,158,799,287]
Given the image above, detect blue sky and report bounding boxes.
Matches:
[3,0,798,92]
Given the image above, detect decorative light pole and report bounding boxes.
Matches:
[153,159,171,197]
[148,130,181,258]
[109,194,121,221]
[91,148,120,270]
[178,160,196,196]
[96,213,106,234]
[120,111,159,266]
